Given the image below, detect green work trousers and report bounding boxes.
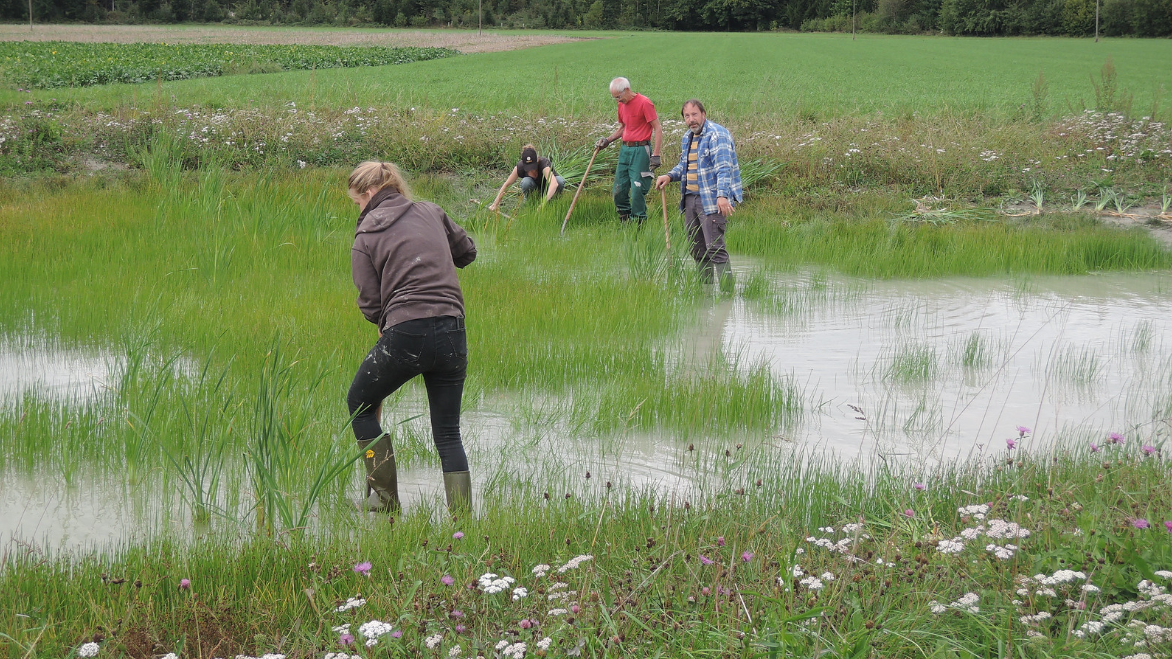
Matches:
[613,143,653,220]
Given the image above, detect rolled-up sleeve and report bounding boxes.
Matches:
[351,244,382,326]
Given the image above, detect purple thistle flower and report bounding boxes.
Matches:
[441,574,455,586]
[455,624,467,633]
[1133,518,1150,529]
[353,561,372,576]
[716,536,725,547]
[519,619,533,629]
[903,509,915,518]
[1165,521,1172,532]
[742,551,754,562]
[390,630,402,639]
[1090,442,1101,453]
[1141,445,1157,455]
[339,633,355,647]
[453,531,465,540]
[1016,426,1031,437]
[1006,438,1017,450]
[450,609,464,618]
[912,481,926,491]
[1109,432,1124,444]
[699,555,714,566]
[178,578,191,590]
[701,587,711,596]
[570,604,581,614]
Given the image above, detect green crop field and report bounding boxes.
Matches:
[4,32,1171,119]
[2,30,1172,659]
[0,41,458,89]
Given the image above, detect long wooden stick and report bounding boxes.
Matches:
[660,186,671,252]
[560,146,601,236]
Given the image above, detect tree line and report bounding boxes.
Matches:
[4,0,1170,36]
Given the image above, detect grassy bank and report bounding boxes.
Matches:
[3,447,1171,658]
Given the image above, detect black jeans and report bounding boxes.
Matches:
[347,315,468,473]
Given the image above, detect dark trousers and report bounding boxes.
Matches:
[683,194,729,265]
[347,315,469,473]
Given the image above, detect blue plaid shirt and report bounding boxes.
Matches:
[667,120,742,215]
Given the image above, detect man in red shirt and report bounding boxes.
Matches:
[595,77,663,224]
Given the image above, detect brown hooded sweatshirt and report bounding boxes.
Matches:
[351,189,476,332]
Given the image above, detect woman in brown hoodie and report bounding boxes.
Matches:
[345,161,477,513]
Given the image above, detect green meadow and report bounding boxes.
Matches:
[5,32,1172,118]
[2,29,1172,658]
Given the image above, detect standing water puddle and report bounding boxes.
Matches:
[4,269,1172,548]
[720,268,1172,462]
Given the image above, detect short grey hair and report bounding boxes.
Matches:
[609,77,631,94]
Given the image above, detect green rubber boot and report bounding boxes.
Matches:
[715,262,735,293]
[443,471,472,512]
[357,433,400,513]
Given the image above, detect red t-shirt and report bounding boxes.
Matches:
[617,93,657,142]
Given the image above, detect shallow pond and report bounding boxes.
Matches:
[4,268,1171,549]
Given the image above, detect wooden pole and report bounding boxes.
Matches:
[560,146,601,236]
[660,186,671,253]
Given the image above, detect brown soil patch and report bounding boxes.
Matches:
[0,25,584,53]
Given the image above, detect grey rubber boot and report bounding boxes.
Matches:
[715,262,735,293]
[357,433,400,513]
[443,471,472,512]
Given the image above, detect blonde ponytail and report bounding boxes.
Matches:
[348,161,412,200]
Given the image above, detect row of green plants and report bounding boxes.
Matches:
[0,42,459,89]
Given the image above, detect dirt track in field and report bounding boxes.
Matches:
[0,25,585,53]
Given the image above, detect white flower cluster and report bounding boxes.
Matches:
[957,504,989,520]
[558,555,593,573]
[1010,495,1029,502]
[531,564,551,577]
[334,596,366,612]
[985,543,1018,560]
[512,586,529,601]
[548,608,569,616]
[931,592,980,614]
[1156,570,1172,579]
[1031,570,1088,586]
[799,576,824,591]
[985,519,1031,539]
[1020,611,1051,624]
[936,539,965,554]
[496,641,526,658]
[547,582,576,602]
[78,644,100,658]
[821,572,836,581]
[478,572,516,594]
[161,654,177,659]
[841,523,864,533]
[323,654,361,659]
[536,637,553,651]
[425,633,444,649]
[1073,620,1104,638]
[359,620,394,647]
[448,645,462,658]
[791,565,804,577]
[806,536,854,553]
[1138,580,1167,598]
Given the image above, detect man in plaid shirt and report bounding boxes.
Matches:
[656,99,742,290]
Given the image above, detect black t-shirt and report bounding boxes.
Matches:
[516,157,557,183]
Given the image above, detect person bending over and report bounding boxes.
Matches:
[488,144,567,211]
[346,160,477,513]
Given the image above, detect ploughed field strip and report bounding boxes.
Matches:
[0,41,458,88]
[0,24,584,53]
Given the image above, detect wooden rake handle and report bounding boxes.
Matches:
[560,146,601,237]
[661,186,671,252]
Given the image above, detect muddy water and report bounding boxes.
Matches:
[0,342,118,402]
[720,267,1172,465]
[5,268,1172,548]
